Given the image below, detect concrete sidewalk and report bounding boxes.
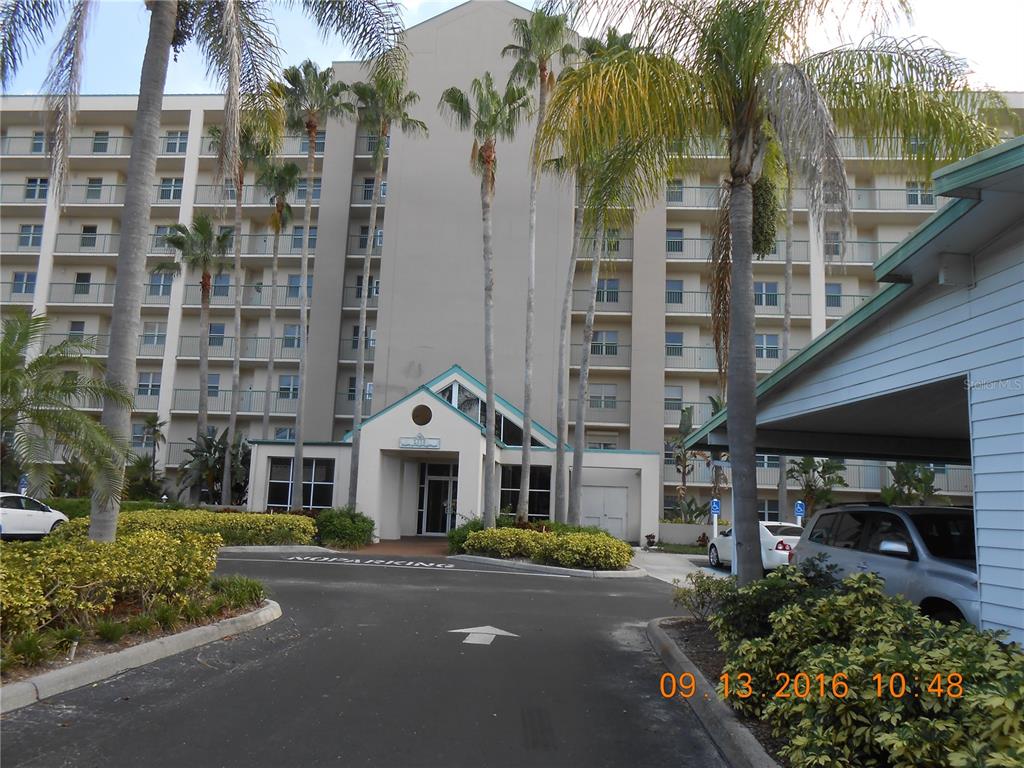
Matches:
[631,548,728,586]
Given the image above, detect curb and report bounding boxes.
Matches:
[449,554,648,578]
[646,617,780,768]
[1,599,282,715]
[219,545,336,554]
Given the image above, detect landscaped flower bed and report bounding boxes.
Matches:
[462,526,634,570]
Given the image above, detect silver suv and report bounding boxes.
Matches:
[792,504,979,626]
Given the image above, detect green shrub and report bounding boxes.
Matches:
[447,517,485,553]
[150,601,181,631]
[53,510,316,546]
[211,576,265,610]
[465,527,545,559]
[124,614,157,635]
[94,619,128,643]
[315,507,375,549]
[43,498,185,519]
[9,632,49,666]
[672,571,734,621]
[534,531,634,570]
[45,625,84,651]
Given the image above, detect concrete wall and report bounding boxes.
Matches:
[658,522,714,546]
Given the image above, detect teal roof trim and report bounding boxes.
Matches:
[932,135,1024,195]
[873,197,979,282]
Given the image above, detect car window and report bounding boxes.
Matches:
[771,526,804,537]
[863,513,915,556]
[20,496,49,512]
[908,512,976,562]
[0,496,24,510]
[831,512,872,550]
[808,513,837,544]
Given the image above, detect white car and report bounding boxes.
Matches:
[708,521,804,570]
[0,492,69,539]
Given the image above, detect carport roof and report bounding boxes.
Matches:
[685,136,1024,460]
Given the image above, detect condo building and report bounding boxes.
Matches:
[2,1,1020,538]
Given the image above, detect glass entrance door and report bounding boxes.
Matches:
[421,463,457,535]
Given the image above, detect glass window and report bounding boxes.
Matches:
[863,513,916,556]
[589,383,617,409]
[755,333,780,359]
[595,278,619,303]
[164,131,188,154]
[68,320,86,340]
[299,130,326,153]
[283,324,302,349]
[208,323,226,347]
[291,225,317,249]
[296,177,322,201]
[588,435,619,450]
[148,271,173,296]
[354,274,380,298]
[906,180,934,206]
[153,225,173,249]
[278,374,300,399]
[754,281,779,307]
[137,371,161,396]
[831,511,872,550]
[131,423,150,449]
[85,177,103,200]
[18,224,43,247]
[666,228,683,253]
[74,272,92,295]
[591,330,619,355]
[158,177,183,201]
[286,274,313,299]
[142,321,166,345]
[274,427,296,441]
[665,331,684,356]
[24,178,48,199]
[907,510,975,561]
[92,131,109,153]
[755,454,780,468]
[825,231,841,258]
[31,131,45,153]
[757,499,780,522]
[604,227,620,253]
[211,273,230,297]
[218,225,234,248]
[665,279,684,304]
[499,465,551,520]
[666,179,683,203]
[80,225,98,248]
[664,386,683,411]
[11,272,36,294]
[267,457,334,510]
[826,282,843,308]
[207,373,220,397]
[808,513,838,545]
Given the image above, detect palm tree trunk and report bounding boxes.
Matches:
[89,0,177,541]
[289,133,316,512]
[261,206,282,440]
[516,81,549,524]
[222,172,244,505]
[348,126,386,509]
[728,180,760,585]
[778,173,794,521]
[198,275,211,502]
[569,215,604,525]
[554,200,584,524]
[481,167,497,528]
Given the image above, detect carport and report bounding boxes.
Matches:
[687,137,1024,641]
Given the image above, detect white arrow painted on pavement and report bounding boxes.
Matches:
[448,626,519,646]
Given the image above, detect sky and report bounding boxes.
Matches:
[5,0,1023,95]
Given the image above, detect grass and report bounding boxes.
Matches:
[652,542,707,555]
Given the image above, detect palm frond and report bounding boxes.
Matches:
[296,0,404,67]
[709,183,732,393]
[1,0,69,88]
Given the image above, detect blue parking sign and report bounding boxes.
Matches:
[18,474,29,495]
[794,500,806,517]
[710,498,721,516]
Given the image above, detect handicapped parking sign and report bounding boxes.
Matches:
[710,498,721,517]
[794,500,806,519]
[18,474,29,495]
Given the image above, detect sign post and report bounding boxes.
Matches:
[17,474,29,496]
[794,500,806,526]
[710,497,720,539]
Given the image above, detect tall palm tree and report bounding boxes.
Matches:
[256,159,302,440]
[543,0,1005,582]
[1,312,131,502]
[159,214,232,503]
[279,60,353,512]
[502,9,574,524]
[439,73,531,528]
[346,70,427,508]
[142,413,166,485]
[3,1,404,539]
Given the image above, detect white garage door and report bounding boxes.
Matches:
[581,486,629,539]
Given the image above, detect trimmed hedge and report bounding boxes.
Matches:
[53,510,316,546]
[316,507,375,549]
[464,527,633,570]
[0,530,220,642]
[45,498,185,520]
[448,516,612,554]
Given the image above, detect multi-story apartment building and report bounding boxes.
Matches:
[2,1,1020,532]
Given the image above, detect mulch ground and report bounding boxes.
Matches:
[661,617,790,767]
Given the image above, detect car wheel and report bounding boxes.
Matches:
[708,545,720,567]
[49,520,64,534]
[924,605,964,624]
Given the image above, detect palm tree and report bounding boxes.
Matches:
[158,214,232,503]
[439,73,531,528]
[543,0,1005,582]
[279,60,354,512]
[255,159,302,440]
[502,9,574,524]
[142,413,166,485]
[0,312,131,502]
[3,1,404,539]
[346,69,428,508]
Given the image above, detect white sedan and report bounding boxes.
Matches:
[708,521,804,570]
[0,492,69,539]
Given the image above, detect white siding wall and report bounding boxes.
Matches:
[759,223,1024,640]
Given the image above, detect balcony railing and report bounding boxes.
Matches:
[571,289,632,313]
[664,346,717,370]
[182,284,308,307]
[177,335,303,360]
[0,283,36,303]
[339,341,377,362]
[335,392,374,415]
[351,181,386,203]
[165,441,191,467]
[1,184,48,203]
[571,344,631,367]
[579,237,633,261]
[39,333,162,357]
[664,401,715,427]
[216,233,312,256]
[844,240,899,264]
[48,282,116,304]
[202,134,323,157]
[63,184,126,205]
[850,188,947,211]
[172,388,299,415]
[342,286,379,308]
[568,399,630,424]
[666,186,720,208]
[348,234,383,255]
[825,294,872,317]
[194,185,276,206]
[1,232,43,252]
[355,134,390,155]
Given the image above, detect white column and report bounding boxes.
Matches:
[27,187,62,357]
[807,214,827,339]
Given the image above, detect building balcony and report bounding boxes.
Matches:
[201,134,323,157]
[570,344,631,367]
[348,234,383,256]
[0,283,36,303]
[578,237,633,261]
[663,346,797,373]
[177,335,303,361]
[351,181,387,204]
[568,399,630,425]
[1,232,43,253]
[171,388,299,415]
[342,286,379,309]
[47,282,117,305]
[339,341,376,362]
[571,289,632,313]
[63,183,127,205]
[165,441,191,468]
[665,291,813,317]
[666,185,948,213]
[0,184,48,205]
[825,294,872,317]
[334,392,374,416]
[664,401,715,428]
[355,134,390,156]
[220,234,312,257]
[181,284,307,308]
[193,184,317,207]
[40,333,165,357]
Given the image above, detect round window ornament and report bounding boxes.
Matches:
[412,404,433,426]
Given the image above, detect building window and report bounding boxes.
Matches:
[164,131,188,154]
[212,273,230,297]
[218,225,234,248]
[588,383,617,409]
[927,463,947,475]
[286,274,313,299]
[24,178,48,200]
[18,224,42,247]
[208,322,226,347]
[137,371,161,396]
[587,433,619,450]
[664,385,683,411]
[296,177,321,201]
[824,230,841,258]
[754,281,779,307]
[299,130,326,153]
[85,177,103,201]
[591,330,619,356]
[131,423,151,449]
[153,224,173,249]
[825,282,842,309]
[906,181,934,206]
[346,376,373,401]
[351,325,375,349]
[355,273,380,298]
[267,457,335,510]
[273,427,296,441]
[283,323,302,349]
[80,225,98,248]
[291,225,317,249]
[31,131,45,153]
[148,271,173,297]
[11,272,36,294]
[755,333,780,359]
[278,374,300,400]
[755,454,780,468]
[665,331,684,357]
[142,321,166,346]
[158,177,183,201]
[666,179,683,203]
[666,228,683,253]
[68,320,86,340]
[358,225,382,250]
[665,279,684,304]
[92,131,109,154]
[499,465,551,520]
[757,499,780,522]
[74,272,92,295]
[595,278,619,303]
[207,373,220,398]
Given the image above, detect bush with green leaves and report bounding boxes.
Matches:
[211,575,266,609]
[464,527,545,559]
[53,509,316,546]
[534,531,633,570]
[672,571,734,621]
[44,498,186,519]
[315,507,375,549]
[447,517,485,553]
